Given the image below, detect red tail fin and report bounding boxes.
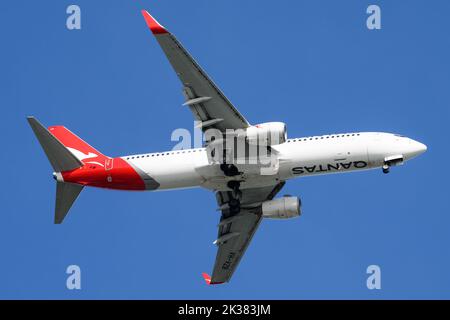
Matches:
[48,126,108,166]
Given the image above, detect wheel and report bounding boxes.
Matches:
[220,164,241,177]
[228,199,240,214]
[227,181,242,200]
[228,165,240,176]
[230,206,240,215]
[382,164,390,174]
[227,180,240,190]
[229,198,239,207]
[232,189,242,201]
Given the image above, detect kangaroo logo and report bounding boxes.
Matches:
[67,147,105,168]
[67,147,98,161]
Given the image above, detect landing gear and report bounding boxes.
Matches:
[218,157,243,215]
[227,180,242,200]
[220,163,241,177]
[228,198,241,215]
[382,156,403,175]
[226,180,242,215]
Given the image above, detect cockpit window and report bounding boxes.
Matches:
[394,134,405,137]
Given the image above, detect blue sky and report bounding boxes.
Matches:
[1,0,449,299]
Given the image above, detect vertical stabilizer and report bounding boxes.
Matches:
[27,117,83,172]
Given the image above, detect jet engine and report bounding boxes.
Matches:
[242,122,287,146]
[261,196,301,219]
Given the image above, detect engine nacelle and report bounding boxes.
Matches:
[261,196,301,219]
[243,122,287,146]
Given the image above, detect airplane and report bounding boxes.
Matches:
[27,10,427,285]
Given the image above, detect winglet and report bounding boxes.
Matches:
[202,272,212,285]
[202,272,224,285]
[141,10,168,34]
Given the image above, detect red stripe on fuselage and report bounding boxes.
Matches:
[62,157,146,190]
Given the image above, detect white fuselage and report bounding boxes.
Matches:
[123,132,427,191]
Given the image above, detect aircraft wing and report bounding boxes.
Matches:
[206,182,286,284]
[141,10,250,132]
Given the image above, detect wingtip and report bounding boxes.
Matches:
[202,272,211,285]
[202,272,225,285]
[141,9,168,35]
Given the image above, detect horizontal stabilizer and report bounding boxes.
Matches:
[55,182,83,224]
[27,117,83,172]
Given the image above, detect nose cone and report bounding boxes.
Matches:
[404,139,427,160]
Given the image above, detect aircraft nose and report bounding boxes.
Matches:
[415,140,427,154]
[404,138,427,159]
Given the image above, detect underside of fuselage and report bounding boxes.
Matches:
[104,131,426,192]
